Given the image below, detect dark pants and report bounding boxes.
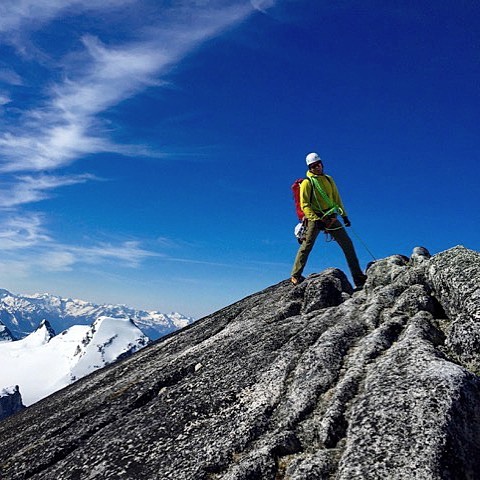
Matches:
[291,218,364,283]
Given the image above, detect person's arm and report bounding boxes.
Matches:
[328,176,351,226]
[328,176,347,216]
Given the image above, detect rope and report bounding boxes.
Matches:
[350,227,377,261]
[307,176,376,260]
[310,177,344,215]
[324,220,343,232]
[307,177,344,233]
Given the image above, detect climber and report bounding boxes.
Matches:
[290,152,367,288]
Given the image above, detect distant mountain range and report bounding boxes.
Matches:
[0,316,149,407]
[0,288,195,340]
[0,288,196,414]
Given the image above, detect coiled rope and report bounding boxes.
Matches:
[309,176,344,231]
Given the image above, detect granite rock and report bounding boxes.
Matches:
[0,321,15,342]
[0,246,479,479]
[0,386,26,421]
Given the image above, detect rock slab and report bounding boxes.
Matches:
[0,246,479,480]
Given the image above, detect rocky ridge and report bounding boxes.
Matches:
[0,386,25,421]
[0,321,14,342]
[0,245,479,479]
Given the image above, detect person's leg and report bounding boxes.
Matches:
[291,220,321,279]
[329,220,366,287]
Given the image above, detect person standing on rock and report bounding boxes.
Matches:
[291,152,367,288]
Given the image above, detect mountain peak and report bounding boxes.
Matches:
[0,289,11,299]
[0,385,25,421]
[37,319,56,339]
[21,319,56,347]
[1,246,479,479]
[70,315,150,380]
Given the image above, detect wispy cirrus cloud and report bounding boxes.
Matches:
[0,94,11,105]
[0,214,51,250]
[0,1,276,279]
[0,241,159,274]
[0,67,23,86]
[0,0,133,34]
[0,1,262,174]
[37,240,160,271]
[0,0,273,238]
[250,0,276,13]
[71,240,159,267]
[0,173,97,208]
[0,212,159,270]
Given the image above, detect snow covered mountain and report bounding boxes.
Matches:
[0,288,194,340]
[0,317,149,406]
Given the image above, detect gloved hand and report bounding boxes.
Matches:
[342,216,351,227]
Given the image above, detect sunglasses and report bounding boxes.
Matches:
[310,162,322,168]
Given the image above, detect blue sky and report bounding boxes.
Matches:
[0,0,478,318]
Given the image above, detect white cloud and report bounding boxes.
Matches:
[0,0,133,33]
[0,2,257,174]
[37,250,77,271]
[250,0,276,13]
[0,259,31,278]
[33,241,160,272]
[0,1,265,276]
[0,213,159,270]
[0,67,23,85]
[0,95,11,105]
[0,121,112,173]
[36,241,159,271]
[0,214,51,250]
[0,173,97,208]
[68,241,160,267]
[51,35,164,120]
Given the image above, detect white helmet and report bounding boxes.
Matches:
[306,152,321,165]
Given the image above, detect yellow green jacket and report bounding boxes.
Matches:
[300,170,347,221]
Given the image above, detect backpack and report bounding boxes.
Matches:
[292,175,336,221]
[292,178,307,243]
[291,178,305,221]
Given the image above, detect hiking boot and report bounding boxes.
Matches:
[353,273,367,289]
[290,275,305,286]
